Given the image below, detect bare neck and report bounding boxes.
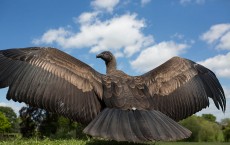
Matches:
[106,58,117,74]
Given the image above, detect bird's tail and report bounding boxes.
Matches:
[83,108,191,143]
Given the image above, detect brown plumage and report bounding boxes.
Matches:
[0,47,226,143]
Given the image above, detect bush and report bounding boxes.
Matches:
[51,116,87,140]
[0,106,19,133]
[201,114,216,122]
[180,115,224,142]
[0,112,11,133]
[221,118,230,142]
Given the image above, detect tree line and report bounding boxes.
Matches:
[0,105,230,142]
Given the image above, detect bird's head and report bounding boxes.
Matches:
[96,51,114,63]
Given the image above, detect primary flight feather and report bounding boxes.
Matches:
[0,47,226,142]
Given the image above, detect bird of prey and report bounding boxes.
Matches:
[0,47,226,143]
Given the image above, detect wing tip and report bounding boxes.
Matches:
[195,63,226,113]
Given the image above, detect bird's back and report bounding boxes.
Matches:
[102,70,151,110]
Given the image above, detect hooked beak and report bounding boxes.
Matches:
[96,53,102,58]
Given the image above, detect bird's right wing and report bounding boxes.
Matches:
[0,47,104,124]
[137,57,225,121]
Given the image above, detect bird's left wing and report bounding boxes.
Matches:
[138,56,226,121]
[0,47,104,124]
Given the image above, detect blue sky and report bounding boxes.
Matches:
[0,0,230,121]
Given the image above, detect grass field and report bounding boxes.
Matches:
[0,139,229,145]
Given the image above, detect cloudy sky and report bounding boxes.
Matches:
[0,0,229,121]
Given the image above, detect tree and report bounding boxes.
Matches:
[221,118,230,126]
[54,116,87,139]
[221,118,230,142]
[180,115,224,142]
[179,115,201,141]
[0,112,11,133]
[19,106,59,138]
[223,126,230,142]
[0,106,18,133]
[19,105,87,139]
[38,111,59,138]
[19,106,38,138]
[202,114,216,122]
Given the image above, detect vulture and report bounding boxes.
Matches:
[0,47,226,143]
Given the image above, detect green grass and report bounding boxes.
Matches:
[0,138,229,145]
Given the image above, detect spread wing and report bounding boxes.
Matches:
[138,56,226,121]
[0,47,104,124]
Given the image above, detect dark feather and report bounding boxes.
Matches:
[0,47,104,124]
[0,48,226,143]
[140,57,226,121]
[84,108,191,142]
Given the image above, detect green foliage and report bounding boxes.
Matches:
[179,115,200,141]
[16,106,229,143]
[0,106,19,133]
[19,106,87,140]
[180,115,224,142]
[75,123,87,140]
[53,116,87,140]
[0,139,229,145]
[221,118,230,125]
[53,116,74,139]
[223,126,230,142]
[0,106,17,123]
[0,112,11,133]
[19,106,39,138]
[221,118,230,142]
[38,112,59,138]
[58,116,74,129]
[201,114,216,122]
[19,119,36,137]
[19,106,60,138]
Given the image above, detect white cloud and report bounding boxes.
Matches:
[33,13,154,57]
[141,0,151,7]
[171,33,184,40]
[180,0,205,5]
[217,31,230,50]
[76,12,99,25]
[91,0,120,13]
[200,23,230,50]
[198,52,230,78]
[201,23,230,44]
[33,27,71,45]
[33,0,155,57]
[130,41,188,73]
[223,86,230,99]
